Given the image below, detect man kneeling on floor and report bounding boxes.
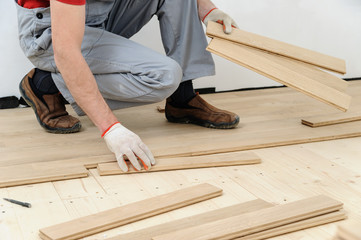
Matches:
[16,0,239,172]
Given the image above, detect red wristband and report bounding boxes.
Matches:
[202,7,218,22]
[101,122,120,138]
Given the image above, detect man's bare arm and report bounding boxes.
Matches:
[197,0,216,21]
[50,0,117,133]
[50,0,155,171]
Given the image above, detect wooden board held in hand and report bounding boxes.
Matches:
[97,151,261,175]
[39,183,222,240]
[206,21,346,74]
[152,195,343,240]
[302,111,361,127]
[207,38,351,112]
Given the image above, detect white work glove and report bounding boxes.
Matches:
[102,122,156,172]
[203,8,239,34]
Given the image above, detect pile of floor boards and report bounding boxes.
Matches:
[206,21,350,112]
[38,183,346,240]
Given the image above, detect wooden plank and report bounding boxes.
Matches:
[337,220,361,240]
[152,195,343,240]
[97,151,261,175]
[39,183,222,240]
[206,21,346,74]
[105,199,274,240]
[0,162,88,188]
[258,49,348,93]
[302,111,361,127]
[207,38,351,112]
[0,155,116,188]
[237,210,346,240]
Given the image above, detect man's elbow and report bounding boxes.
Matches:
[53,43,81,69]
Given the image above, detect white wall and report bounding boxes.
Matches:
[1,0,361,98]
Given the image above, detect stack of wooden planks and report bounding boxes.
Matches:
[206,21,350,112]
[38,183,346,240]
[334,221,361,240]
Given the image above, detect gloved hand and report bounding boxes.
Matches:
[202,8,239,34]
[102,122,156,172]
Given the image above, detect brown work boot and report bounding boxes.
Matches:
[19,69,81,133]
[165,93,240,129]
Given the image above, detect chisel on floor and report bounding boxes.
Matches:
[3,198,32,208]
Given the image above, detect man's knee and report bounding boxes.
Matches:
[157,58,182,101]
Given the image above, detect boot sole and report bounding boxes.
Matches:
[19,76,81,134]
[166,114,240,129]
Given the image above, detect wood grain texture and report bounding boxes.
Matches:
[206,21,346,74]
[0,162,88,188]
[106,199,273,240]
[302,111,361,127]
[236,210,346,240]
[207,38,351,112]
[39,183,222,240]
[152,195,343,240]
[97,151,261,175]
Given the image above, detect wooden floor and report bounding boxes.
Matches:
[1,81,361,239]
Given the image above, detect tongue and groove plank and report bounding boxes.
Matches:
[39,183,222,240]
[206,21,346,74]
[97,151,261,175]
[0,155,115,188]
[105,199,274,240]
[207,38,351,112]
[0,162,88,188]
[302,111,361,127]
[236,210,346,240]
[152,195,343,240]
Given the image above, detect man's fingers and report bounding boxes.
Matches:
[133,146,151,170]
[125,151,142,171]
[223,18,233,34]
[139,143,156,165]
[231,21,239,29]
[116,154,129,172]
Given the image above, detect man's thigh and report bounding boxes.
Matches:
[105,0,164,38]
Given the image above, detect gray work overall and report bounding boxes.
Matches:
[15,0,215,116]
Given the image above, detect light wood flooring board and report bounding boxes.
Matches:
[97,151,261,175]
[152,195,343,240]
[0,162,88,188]
[236,210,346,240]
[105,199,273,240]
[206,21,346,74]
[39,183,222,240]
[207,38,351,112]
[0,155,117,188]
[302,111,361,127]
